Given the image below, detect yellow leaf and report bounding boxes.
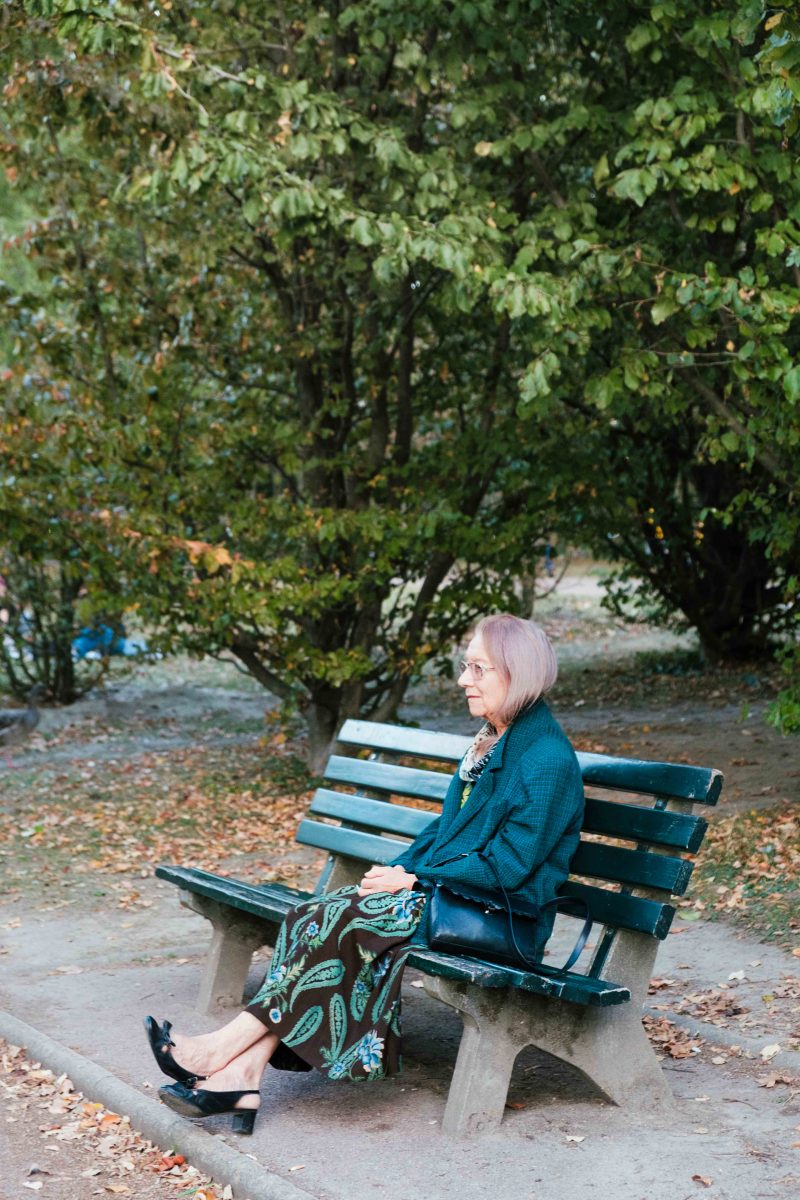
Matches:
[765,12,784,31]
[474,141,493,157]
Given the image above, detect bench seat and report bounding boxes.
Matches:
[156,864,631,1006]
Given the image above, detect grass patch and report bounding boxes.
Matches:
[691,805,800,951]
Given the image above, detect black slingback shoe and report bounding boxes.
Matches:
[158,1082,260,1135]
[143,1016,205,1086]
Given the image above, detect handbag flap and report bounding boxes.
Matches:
[433,880,540,918]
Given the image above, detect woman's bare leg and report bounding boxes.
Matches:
[167,1012,271,1077]
[190,1033,281,1109]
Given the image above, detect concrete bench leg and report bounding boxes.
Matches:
[424,977,527,1137]
[425,975,674,1136]
[520,994,675,1113]
[178,890,276,1016]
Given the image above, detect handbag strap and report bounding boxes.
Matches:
[478,852,593,975]
[537,895,594,972]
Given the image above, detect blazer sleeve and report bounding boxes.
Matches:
[389,815,442,872]
[420,746,583,893]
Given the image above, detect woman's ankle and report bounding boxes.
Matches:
[171,1031,223,1076]
[202,1063,263,1094]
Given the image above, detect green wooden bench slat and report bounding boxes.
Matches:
[310,789,435,839]
[583,797,708,852]
[407,948,629,1006]
[156,865,312,920]
[295,821,679,933]
[571,841,694,895]
[337,719,470,763]
[296,819,409,864]
[324,755,451,802]
[337,720,723,804]
[300,812,692,896]
[559,881,675,939]
[325,758,709,851]
[578,752,722,806]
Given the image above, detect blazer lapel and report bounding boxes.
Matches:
[429,701,551,859]
[431,727,510,852]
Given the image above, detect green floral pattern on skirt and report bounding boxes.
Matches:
[246,885,428,1081]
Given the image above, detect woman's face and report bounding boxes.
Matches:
[458,633,509,729]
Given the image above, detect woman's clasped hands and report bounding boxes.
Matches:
[357,864,418,897]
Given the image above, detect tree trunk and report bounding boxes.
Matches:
[305,698,342,774]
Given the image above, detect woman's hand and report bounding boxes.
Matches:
[357,864,418,897]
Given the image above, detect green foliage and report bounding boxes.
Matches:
[767,638,800,733]
[0,0,566,758]
[530,1,800,670]
[0,0,798,745]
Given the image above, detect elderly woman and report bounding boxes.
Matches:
[144,614,583,1133]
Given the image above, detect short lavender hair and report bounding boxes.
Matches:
[474,614,558,727]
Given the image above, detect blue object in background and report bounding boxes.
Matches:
[72,625,148,660]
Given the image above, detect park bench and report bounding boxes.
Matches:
[156,718,722,1136]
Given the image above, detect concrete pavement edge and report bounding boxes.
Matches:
[0,1011,319,1200]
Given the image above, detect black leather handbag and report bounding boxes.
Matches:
[426,853,592,972]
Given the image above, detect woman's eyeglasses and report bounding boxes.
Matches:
[459,660,497,681]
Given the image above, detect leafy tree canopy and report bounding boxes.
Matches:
[1,1,798,750]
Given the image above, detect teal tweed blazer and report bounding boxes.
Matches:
[391,699,584,956]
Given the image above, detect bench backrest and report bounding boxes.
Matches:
[296,719,722,977]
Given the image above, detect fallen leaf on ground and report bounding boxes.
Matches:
[757,1072,796,1088]
[692,1176,713,1188]
[760,1043,781,1060]
[0,1038,222,1198]
[643,1015,702,1059]
[158,1154,185,1171]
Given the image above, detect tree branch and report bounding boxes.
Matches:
[229,634,299,700]
[685,370,786,481]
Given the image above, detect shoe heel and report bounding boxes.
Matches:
[231,1109,257,1135]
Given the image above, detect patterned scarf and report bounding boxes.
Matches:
[458,722,500,806]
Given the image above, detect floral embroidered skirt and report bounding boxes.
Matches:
[246,885,428,1081]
